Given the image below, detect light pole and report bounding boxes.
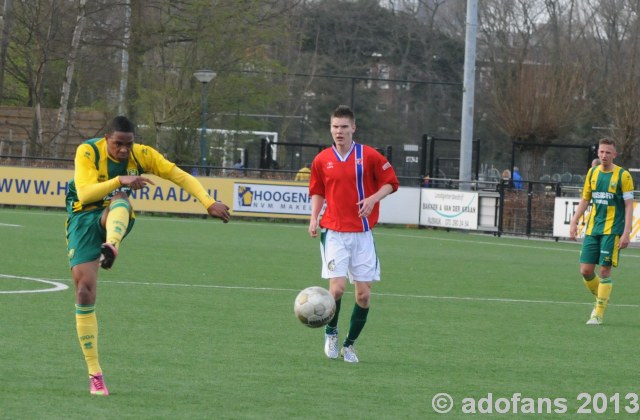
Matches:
[193,69,217,169]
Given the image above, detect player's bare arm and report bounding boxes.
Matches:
[118,175,155,190]
[308,218,320,238]
[569,199,589,240]
[207,201,231,223]
[308,195,324,237]
[619,199,634,249]
[357,184,394,218]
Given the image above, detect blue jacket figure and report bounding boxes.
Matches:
[513,167,523,189]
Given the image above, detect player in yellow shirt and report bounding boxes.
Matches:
[295,163,311,182]
[65,116,230,395]
[569,138,634,325]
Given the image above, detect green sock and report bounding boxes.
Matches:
[325,299,341,334]
[344,304,369,347]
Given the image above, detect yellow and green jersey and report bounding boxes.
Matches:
[582,164,634,236]
[65,137,215,214]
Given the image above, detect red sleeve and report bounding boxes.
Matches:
[308,155,325,197]
[370,147,399,192]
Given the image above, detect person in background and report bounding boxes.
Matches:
[233,158,245,177]
[569,137,634,325]
[65,116,230,395]
[591,158,601,168]
[501,169,514,188]
[295,163,311,182]
[307,105,399,363]
[512,166,523,189]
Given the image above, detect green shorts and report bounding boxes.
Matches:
[65,208,135,268]
[580,234,620,267]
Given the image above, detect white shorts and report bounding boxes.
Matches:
[320,229,380,282]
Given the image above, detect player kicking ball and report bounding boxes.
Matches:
[65,116,230,395]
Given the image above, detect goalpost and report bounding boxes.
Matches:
[146,124,278,168]
[204,129,278,168]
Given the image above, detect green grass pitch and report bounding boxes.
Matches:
[1,207,640,419]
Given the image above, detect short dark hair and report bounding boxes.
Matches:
[331,105,355,122]
[106,116,135,135]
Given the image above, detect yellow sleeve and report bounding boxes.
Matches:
[622,170,635,193]
[166,166,216,209]
[581,168,593,201]
[136,145,216,209]
[74,143,121,204]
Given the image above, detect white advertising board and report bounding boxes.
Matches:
[232,183,311,215]
[553,197,640,241]
[420,189,479,230]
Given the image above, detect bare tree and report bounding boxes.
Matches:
[586,0,640,167]
[4,0,637,171]
[479,0,588,179]
[53,0,87,157]
[0,0,15,102]
[0,0,80,155]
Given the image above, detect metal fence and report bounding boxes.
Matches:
[497,180,563,237]
[0,154,587,239]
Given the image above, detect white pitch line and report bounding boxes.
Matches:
[99,279,295,293]
[39,277,640,309]
[375,231,640,258]
[0,274,68,293]
[371,291,640,308]
[2,208,639,257]
[0,222,21,227]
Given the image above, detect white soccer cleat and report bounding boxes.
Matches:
[586,315,602,325]
[324,333,339,359]
[341,345,359,363]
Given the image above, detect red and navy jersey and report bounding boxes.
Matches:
[309,142,399,232]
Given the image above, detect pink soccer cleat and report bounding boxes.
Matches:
[89,372,109,396]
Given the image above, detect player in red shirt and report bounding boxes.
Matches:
[308,105,399,362]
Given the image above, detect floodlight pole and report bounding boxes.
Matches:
[459,0,478,190]
[193,70,217,169]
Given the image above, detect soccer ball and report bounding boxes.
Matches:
[294,286,336,328]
